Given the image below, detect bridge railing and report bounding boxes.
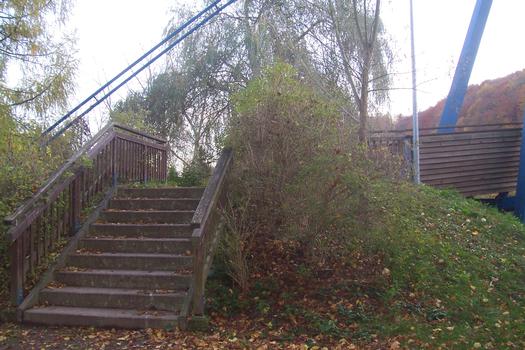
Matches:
[371,123,523,196]
[5,123,168,306]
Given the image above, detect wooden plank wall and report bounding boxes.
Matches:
[419,128,522,196]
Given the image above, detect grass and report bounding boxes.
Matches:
[371,183,525,348]
[207,181,525,349]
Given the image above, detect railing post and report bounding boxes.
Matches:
[162,149,168,182]
[10,238,24,306]
[142,144,147,183]
[192,228,205,315]
[112,138,117,186]
[71,175,81,234]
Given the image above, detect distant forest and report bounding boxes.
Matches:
[396,69,525,130]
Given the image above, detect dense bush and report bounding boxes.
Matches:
[220,62,401,289]
[227,62,345,233]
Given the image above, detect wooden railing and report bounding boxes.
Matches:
[369,133,412,157]
[371,124,523,196]
[5,123,168,305]
[188,148,233,316]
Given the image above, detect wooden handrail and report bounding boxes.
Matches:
[4,124,113,227]
[191,148,233,229]
[5,123,166,227]
[113,123,168,144]
[114,131,167,151]
[189,148,233,316]
[6,122,168,306]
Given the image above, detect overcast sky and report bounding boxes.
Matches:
[66,0,525,127]
[383,0,525,117]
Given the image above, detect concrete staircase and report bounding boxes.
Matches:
[23,186,204,329]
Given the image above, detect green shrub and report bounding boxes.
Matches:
[166,148,211,187]
[226,62,346,234]
[218,62,404,289]
[0,113,72,305]
[177,161,210,187]
[167,166,179,183]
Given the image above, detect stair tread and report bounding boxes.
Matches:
[71,252,191,258]
[82,237,191,242]
[103,210,195,213]
[25,306,179,319]
[116,187,205,200]
[41,286,186,296]
[119,186,203,189]
[88,223,193,238]
[91,223,192,227]
[57,269,190,276]
[111,198,200,201]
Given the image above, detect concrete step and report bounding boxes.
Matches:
[89,223,193,238]
[109,198,200,211]
[116,187,204,199]
[99,210,194,224]
[67,253,192,271]
[23,185,206,329]
[40,287,186,312]
[55,269,191,290]
[80,237,192,254]
[24,306,180,329]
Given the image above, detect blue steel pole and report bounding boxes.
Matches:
[514,110,525,222]
[437,0,492,133]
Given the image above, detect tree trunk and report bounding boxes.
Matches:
[356,0,381,144]
[243,0,261,77]
[358,64,370,143]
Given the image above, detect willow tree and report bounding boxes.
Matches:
[333,0,387,141]
[300,0,392,141]
[231,0,393,141]
[0,0,76,122]
[115,0,393,166]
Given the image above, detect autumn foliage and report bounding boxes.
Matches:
[397,69,525,130]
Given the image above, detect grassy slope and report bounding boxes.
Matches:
[206,181,525,349]
[370,183,525,347]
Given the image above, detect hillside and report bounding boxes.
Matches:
[397,69,525,130]
[1,57,525,350]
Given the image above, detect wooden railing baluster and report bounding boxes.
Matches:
[4,123,169,307]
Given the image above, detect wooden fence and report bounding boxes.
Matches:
[5,123,168,305]
[371,123,523,197]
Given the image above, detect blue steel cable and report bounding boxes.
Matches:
[42,0,238,143]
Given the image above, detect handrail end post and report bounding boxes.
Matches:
[192,294,205,316]
[10,239,24,306]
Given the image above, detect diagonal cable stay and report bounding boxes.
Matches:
[42,0,239,146]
